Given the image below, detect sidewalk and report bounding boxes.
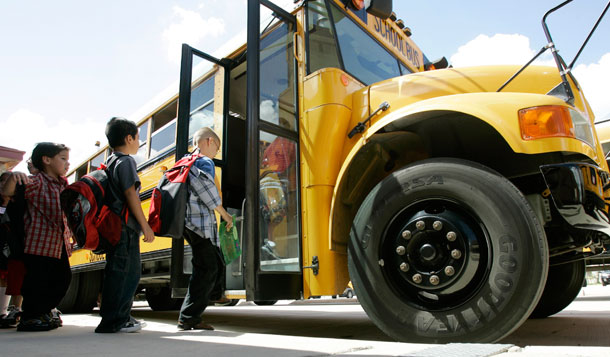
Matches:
[1,313,609,356]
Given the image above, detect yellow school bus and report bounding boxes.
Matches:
[60,0,610,344]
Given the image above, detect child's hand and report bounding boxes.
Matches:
[11,172,30,185]
[142,224,155,243]
[223,214,233,231]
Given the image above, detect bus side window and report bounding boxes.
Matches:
[74,164,87,181]
[134,119,150,165]
[89,151,105,172]
[149,99,178,159]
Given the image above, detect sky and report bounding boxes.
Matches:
[1,0,609,172]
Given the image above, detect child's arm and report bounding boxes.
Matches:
[214,205,233,231]
[1,172,30,197]
[124,185,155,243]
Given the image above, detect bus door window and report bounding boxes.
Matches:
[259,132,298,271]
[258,21,300,272]
[187,72,222,157]
[329,4,402,85]
[134,119,150,165]
[260,24,296,131]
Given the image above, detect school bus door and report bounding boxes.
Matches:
[172,45,231,296]
[245,0,302,301]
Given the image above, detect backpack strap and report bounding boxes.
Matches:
[101,152,129,222]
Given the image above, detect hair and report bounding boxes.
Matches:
[193,127,221,147]
[105,117,138,149]
[31,142,70,171]
[0,171,10,184]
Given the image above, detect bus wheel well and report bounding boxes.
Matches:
[331,111,589,252]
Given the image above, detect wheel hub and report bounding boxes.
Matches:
[393,216,467,290]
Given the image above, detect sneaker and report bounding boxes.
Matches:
[0,307,22,328]
[177,320,214,331]
[16,315,53,332]
[129,316,146,328]
[119,319,142,333]
[50,308,62,328]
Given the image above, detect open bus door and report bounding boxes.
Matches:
[172,0,302,301]
[245,0,302,302]
[171,45,232,296]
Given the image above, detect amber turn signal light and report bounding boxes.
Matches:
[519,105,574,140]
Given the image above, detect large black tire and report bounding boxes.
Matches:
[253,300,278,306]
[57,272,80,313]
[72,270,103,313]
[349,158,548,343]
[530,260,585,318]
[145,287,184,311]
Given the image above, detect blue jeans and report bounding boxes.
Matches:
[95,225,141,333]
[179,228,223,325]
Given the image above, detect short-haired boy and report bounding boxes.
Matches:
[95,117,155,333]
[178,127,233,330]
[2,142,72,331]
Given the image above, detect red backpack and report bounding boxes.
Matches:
[60,156,125,254]
[148,154,201,238]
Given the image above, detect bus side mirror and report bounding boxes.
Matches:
[366,0,393,20]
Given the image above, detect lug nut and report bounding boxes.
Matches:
[401,230,412,240]
[445,266,455,276]
[400,262,410,272]
[451,249,462,259]
[416,221,425,230]
[396,246,406,255]
[446,231,457,242]
[429,275,440,285]
[379,259,385,267]
[412,274,422,284]
[432,221,443,231]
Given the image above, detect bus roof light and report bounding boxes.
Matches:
[395,19,405,29]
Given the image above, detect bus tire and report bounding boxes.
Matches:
[72,270,103,313]
[348,158,548,343]
[253,300,278,306]
[57,272,80,313]
[529,259,585,318]
[145,287,183,311]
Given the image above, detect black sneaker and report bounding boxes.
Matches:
[0,306,22,328]
[16,315,53,332]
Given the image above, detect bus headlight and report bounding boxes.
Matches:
[518,105,594,146]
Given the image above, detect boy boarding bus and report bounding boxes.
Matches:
[62,0,610,344]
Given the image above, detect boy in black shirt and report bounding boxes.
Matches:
[95,117,155,333]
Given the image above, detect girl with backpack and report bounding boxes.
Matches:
[1,143,72,331]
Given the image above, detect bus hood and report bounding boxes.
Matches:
[367,65,592,117]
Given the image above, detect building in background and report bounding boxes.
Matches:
[0,146,25,174]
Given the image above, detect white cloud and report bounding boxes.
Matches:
[0,109,107,173]
[450,33,610,118]
[450,33,555,67]
[573,53,610,120]
[162,6,226,64]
